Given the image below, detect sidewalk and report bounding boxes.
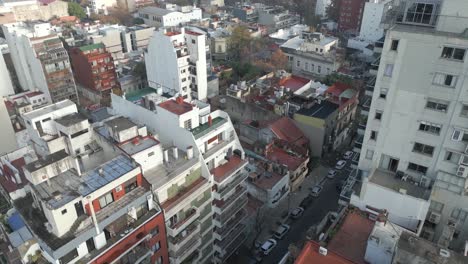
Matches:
[253,165,329,244]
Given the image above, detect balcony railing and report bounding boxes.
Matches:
[167,208,199,237]
[216,171,248,197]
[191,117,227,139]
[211,156,248,183]
[203,136,235,159]
[162,177,209,212]
[214,196,248,225]
[170,235,201,263]
[214,209,247,240]
[213,186,246,211]
[169,223,200,252]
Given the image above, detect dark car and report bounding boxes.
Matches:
[300,195,314,208]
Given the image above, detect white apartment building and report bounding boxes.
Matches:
[349,0,468,251]
[0,0,68,23]
[315,0,331,17]
[89,0,116,14]
[257,5,300,32]
[281,31,342,78]
[2,22,78,103]
[347,0,392,57]
[138,6,202,28]
[111,91,249,263]
[146,27,208,101]
[0,52,14,96]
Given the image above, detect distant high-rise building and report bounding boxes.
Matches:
[337,0,366,34]
[2,22,78,104]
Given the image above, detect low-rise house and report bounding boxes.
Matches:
[138,6,202,28]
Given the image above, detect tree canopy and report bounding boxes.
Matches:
[326,0,340,21]
[68,2,86,19]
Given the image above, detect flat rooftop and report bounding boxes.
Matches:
[369,169,431,200]
[396,231,466,264]
[33,155,138,209]
[24,150,68,173]
[22,100,75,121]
[295,100,339,119]
[211,155,247,183]
[158,98,193,115]
[104,116,137,132]
[296,241,354,264]
[54,113,88,127]
[118,136,159,156]
[265,146,306,171]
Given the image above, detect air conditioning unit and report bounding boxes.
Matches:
[456,165,468,178]
[459,155,468,166]
[464,144,468,154]
[428,211,441,224]
[422,229,435,240]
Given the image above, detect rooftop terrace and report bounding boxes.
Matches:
[118,136,159,156]
[24,150,68,173]
[22,100,75,121]
[54,113,88,127]
[191,117,227,139]
[369,169,431,200]
[211,155,247,183]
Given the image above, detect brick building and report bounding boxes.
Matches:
[337,0,366,34]
[70,43,120,105]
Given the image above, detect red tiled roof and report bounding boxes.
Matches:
[211,155,247,183]
[186,30,202,36]
[295,241,355,264]
[0,158,27,193]
[165,31,181,36]
[265,146,306,171]
[326,82,352,97]
[278,75,310,92]
[38,0,56,4]
[328,211,374,264]
[158,98,193,115]
[252,171,284,190]
[269,117,308,147]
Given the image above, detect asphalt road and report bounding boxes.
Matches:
[258,164,352,263]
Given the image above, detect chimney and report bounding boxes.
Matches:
[187,146,193,159]
[208,115,212,126]
[176,96,184,104]
[132,137,140,145]
[173,147,178,160]
[163,149,169,163]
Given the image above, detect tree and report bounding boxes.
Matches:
[228,26,253,62]
[326,0,340,21]
[133,62,147,80]
[68,2,86,19]
[133,17,144,25]
[250,207,266,251]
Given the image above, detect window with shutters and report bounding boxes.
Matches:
[433,73,457,87]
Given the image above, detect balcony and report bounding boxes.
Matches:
[354,135,364,150]
[213,209,247,241]
[169,235,201,264]
[214,170,248,199]
[213,186,246,213]
[112,239,152,264]
[161,177,210,217]
[213,195,248,226]
[169,223,201,253]
[200,217,213,234]
[214,224,246,261]
[167,208,199,237]
[190,117,227,139]
[199,204,212,221]
[203,136,235,159]
[211,155,248,184]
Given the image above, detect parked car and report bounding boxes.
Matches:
[311,185,323,197]
[290,207,305,219]
[261,239,277,255]
[343,151,354,160]
[327,169,337,179]
[274,224,290,239]
[299,196,314,208]
[335,160,347,170]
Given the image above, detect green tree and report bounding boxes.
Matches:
[68,2,86,19]
[133,17,144,25]
[227,26,253,62]
[326,0,340,21]
[133,62,147,80]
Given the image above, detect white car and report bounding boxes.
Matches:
[261,239,277,255]
[290,207,304,219]
[327,169,337,179]
[274,224,290,240]
[343,151,354,160]
[335,160,347,170]
[311,185,323,197]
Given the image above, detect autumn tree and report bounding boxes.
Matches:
[68,2,86,19]
[227,26,253,63]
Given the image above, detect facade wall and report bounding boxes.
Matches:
[338,0,366,33]
[359,1,387,43]
[290,53,338,77]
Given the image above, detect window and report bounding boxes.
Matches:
[429,201,444,213]
[451,208,468,222]
[296,60,301,67]
[426,99,448,112]
[125,180,137,193]
[405,3,434,24]
[150,226,159,236]
[152,241,161,252]
[184,119,192,129]
[441,47,466,61]
[98,192,114,208]
[318,66,321,74]
[305,62,308,71]
[384,64,393,77]
[379,88,388,99]
[419,121,441,135]
[412,142,434,156]
[445,151,461,164]
[366,149,374,160]
[460,105,468,117]
[375,111,382,120]
[191,39,195,44]
[433,73,457,87]
[390,39,399,51]
[452,129,464,141]
[71,128,89,139]
[370,130,378,140]
[61,209,67,215]
[148,151,155,157]
[407,162,428,174]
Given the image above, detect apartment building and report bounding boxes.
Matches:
[232,4,259,23]
[257,5,300,32]
[146,27,208,101]
[70,43,119,105]
[89,0,116,14]
[338,0,366,34]
[349,0,468,251]
[281,31,342,78]
[0,0,68,24]
[14,100,169,264]
[111,91,249,264]
[2,22,78,104]
[138,6,202,28]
